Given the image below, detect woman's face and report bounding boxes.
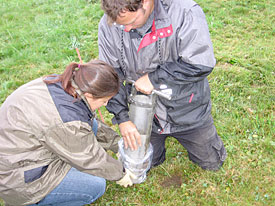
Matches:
[84,93,113,111]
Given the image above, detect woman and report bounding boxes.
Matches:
[0,60,124,205]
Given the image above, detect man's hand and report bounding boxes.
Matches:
[116,168,137,187]
[135,74,154,94]
[119,121,141,150]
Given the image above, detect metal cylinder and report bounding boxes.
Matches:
[124,92,156,160]
[119,81,171,184]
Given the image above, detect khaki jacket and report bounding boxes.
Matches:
[0,77,123,205]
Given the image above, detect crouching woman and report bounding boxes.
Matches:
[0,60,124,206]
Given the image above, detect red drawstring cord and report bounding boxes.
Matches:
[75,48,83,64]
[97,109,105,123]
[154,114,164,134]
[189,93,194,103]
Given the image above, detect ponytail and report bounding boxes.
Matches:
[44,62,80,97]
[60,63,79,97]
[44,60,119,99]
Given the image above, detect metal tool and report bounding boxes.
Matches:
[126,79,172,100]
[124,79,171,158]
[118,79,171,183]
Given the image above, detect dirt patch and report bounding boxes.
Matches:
[160,174,182,188]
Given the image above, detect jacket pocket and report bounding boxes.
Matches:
[161,81,210,125]
[163,85,200,124]
[165,83,200,107]
[212,139,227,162]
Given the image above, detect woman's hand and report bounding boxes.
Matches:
[119,121,141,150]
[116,168,137,187]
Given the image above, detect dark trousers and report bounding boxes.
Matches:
[150,123,227,170]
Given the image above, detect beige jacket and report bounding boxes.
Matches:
[0,77,123,205]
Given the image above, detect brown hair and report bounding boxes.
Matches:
[101,0,143,23]
[44,60,119,99]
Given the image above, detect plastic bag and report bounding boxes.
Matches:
[118,138,153,184]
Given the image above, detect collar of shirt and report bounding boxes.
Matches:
[129,10,154,39]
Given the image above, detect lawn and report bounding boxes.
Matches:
[0,0,274,205]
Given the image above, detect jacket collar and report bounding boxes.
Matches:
[135,10,154,37]
[154,0,171,30]
[136,0,173,52]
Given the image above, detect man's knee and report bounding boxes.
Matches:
[200,159,225,171]
[189,138,227,171]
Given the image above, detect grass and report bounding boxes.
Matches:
[0,0,274,205]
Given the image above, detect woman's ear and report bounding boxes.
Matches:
[84,93,93,99]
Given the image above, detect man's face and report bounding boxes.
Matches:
[115,2,153,32]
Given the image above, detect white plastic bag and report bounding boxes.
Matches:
[118,138,153,184]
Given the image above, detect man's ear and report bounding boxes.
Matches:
[143,0,152,4]
[143,0,149,6]
[143,0,154,11]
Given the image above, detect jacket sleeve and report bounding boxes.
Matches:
[42,121,124,181]
[96,120,120,153]
[98,15,130,124]
[148,4,216,88]
[106,82,130,124]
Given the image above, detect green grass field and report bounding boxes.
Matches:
[0,0,274,205]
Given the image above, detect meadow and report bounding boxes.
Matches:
[0,0,274,205]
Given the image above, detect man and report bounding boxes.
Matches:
[98,0,227,171]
